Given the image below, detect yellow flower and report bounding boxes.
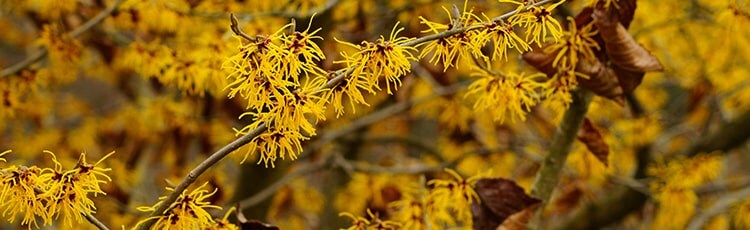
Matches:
[136,182,222,230]
[207,207,239,230]
[40,151,113,227]
[336,23,418,94]
[240,128,306,168]
[508,0,566,47]
[544,18,600,70]
[465,68,547,123]
[427,169,485,225]
[340,209,401,230]
[0,165,50,228]
[477,15,530,61]
[323,72,375,117]
[418,4,487,70]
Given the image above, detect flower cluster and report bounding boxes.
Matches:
[0,150,113,228]
[136,182,222,229]
[387,169,485,227]
[224,20,329,167]
[648,153,724,229]
[336,23,418,95]
[465,68,547,123]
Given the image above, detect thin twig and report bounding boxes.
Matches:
[85,213,111,230]
[686,186,750,230]
[136,123,267,230]
[239,158,330,209]
[0,0,126,78]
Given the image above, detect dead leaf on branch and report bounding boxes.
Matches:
[523,0,662,103]
[577,118,610,166]
[471,178,541,230]
[237,203,280,230]
[592,6,663,73]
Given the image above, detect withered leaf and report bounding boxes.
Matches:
[521,45,558,77]
[577,118,609,166]
[237,203,280,230]
[498,203,540,230]
[577,59,625,104]
[471,178,541,230]
[593,6,663,73]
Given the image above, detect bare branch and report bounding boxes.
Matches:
[0,0,126,78]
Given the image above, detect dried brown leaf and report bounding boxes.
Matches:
[577,118,609,166]
[471,178,542,230]
[237,203,280,230]
[593,6,663,73]
[521,45,558,77]
[497,203,540,230]
[578,59,625,104]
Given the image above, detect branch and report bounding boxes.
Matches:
[238,158,329,209]
[137,2,561,228]
[0,0,126,78]
[136,123,267,230]
[529,89,593,227]
[686,186,750,230]
[683,107,750,157]
[85,213,110,230]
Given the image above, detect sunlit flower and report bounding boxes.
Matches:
[0,165,50,228]
[508,0,566,47]
[477,15,530,61]
[340,209,401,230]
[207,207,239,230]
[465,68,547,123]
[418,5,486,70]
[427,169,484,224]
[337,23,418,94]
[545,18,600,70]
[136,182,222,229]
[323,72,375,117]
[40,151,113,227]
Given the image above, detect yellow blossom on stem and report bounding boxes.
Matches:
[40,151,113,227]
[340,209,401,230]
[207,207,239,230]
[136,182,222,230]
[418,4,487,70]
[477,14,530,61]
[508,0,566,47]
[545,18,600,70]
[465,68,547,123]
[0,165,50,228]
[427,169,485,224]
[323,72,374,117]
[336,23,418,94]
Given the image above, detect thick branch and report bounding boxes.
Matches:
[683,107,750,156]
[529,89,593,226]
[0,0,125,78]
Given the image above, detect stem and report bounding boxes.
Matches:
[136,123,267,230]
[0,0,126,78]
[85,213,110,230]
[529,89,593,226]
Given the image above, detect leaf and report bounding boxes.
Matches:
[577,118,609,166]
[577,59,625,104]
[498,203,540,230]
[471,178,542,230]
[593,6,663,73]
[237,203,280,230]
[521,45,558,77]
